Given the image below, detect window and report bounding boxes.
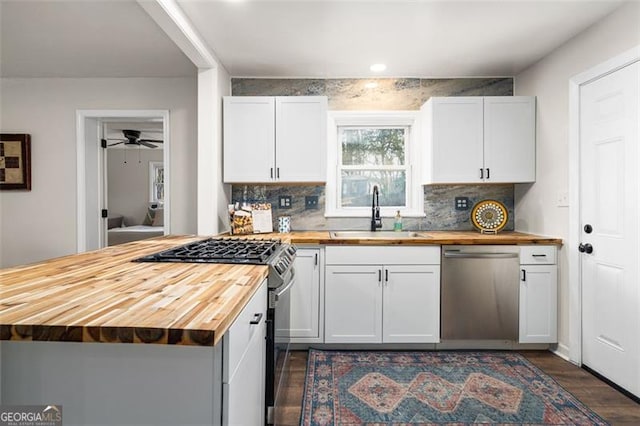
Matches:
[326,112,424,218]
[149,161,164,204]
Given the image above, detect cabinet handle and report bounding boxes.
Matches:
[531,254,547,257]
[385,269,388,283]
[277,168,280,179]
[521,269,526,282]
[314,253,318,266]
[378,270,382,282]
[270,168,274,179]
[480,168,484,179]
[486,168,490,179]
[250,313,263,325]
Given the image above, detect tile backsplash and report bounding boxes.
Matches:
[231,184,514,232]
[230,77,515,232]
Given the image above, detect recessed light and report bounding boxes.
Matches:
[370,63,386,72]
[365,82,378,89]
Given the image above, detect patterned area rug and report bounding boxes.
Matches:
[300,350,608,425]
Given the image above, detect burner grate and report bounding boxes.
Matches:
[135,238,282,264]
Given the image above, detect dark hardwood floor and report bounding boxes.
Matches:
[280,350,640,425]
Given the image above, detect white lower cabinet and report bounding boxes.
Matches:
[325,265,383,342]
[223,279,267,426]
[383,265,440,343]
[519,246,558,343]
[324,246,440,344]
[277,248,323,342]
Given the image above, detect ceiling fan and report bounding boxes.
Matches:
[106,129,163,149]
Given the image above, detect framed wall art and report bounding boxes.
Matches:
[0,133,32,190]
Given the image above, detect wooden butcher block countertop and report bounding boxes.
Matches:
[237,231,562,245]
[0,236,268,347]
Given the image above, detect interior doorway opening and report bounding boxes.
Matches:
[76,110,170,252]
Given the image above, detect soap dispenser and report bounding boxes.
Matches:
[394,210,403,231]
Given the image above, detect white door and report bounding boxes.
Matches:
[430,97,484,183]
[275,96,327,182]
[581,61,639,396]
[325,265,382,343]
[223,96,275,183]
[483,96,536,183]
[382,265,440,343]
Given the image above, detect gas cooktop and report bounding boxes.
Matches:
[133,238,283,264]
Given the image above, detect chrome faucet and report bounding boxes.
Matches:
[371,185,382,231]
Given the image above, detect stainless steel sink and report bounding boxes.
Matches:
[330,231,430,239]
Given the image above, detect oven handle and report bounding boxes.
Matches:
[275,276,296,300]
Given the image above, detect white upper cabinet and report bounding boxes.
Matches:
[423,97,484,184]
[275,97,327,182]
[223,96,327,183]
[421,96,536,184]
[484,97,536,183]
[223,96,275,183]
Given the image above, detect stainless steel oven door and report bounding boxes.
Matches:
[268,275,295,425]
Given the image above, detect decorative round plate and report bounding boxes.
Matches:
[471,200,508,233]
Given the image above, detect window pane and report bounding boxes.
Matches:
[341,170,406,207]
[341,128,406,166]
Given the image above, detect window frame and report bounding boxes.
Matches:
[149,161,164,204]
[325,111,424,218]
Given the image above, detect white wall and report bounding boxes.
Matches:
[0,77,197,267]
[514,2,640,356]
[216,66,231,232]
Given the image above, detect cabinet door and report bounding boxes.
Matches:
[276,248,321,340]
[383,265,440,343]
[429,97,484,183]
[223,280,266,425]
[325,265,382,343]
[223,320,266,426]
[484,96,536,183]
[223,96,275,183]
[275,96,327,182]
[519,265,557,343]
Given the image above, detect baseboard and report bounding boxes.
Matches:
[551,343,571,362]
[290,341,551,351]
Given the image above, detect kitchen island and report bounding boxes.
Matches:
[0,235,268,426]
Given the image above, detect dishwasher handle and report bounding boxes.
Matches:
[443,251,519,259]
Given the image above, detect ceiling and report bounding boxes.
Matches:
[0,0,195,78]
[0,0,624,78]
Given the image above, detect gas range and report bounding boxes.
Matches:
[133,237,296,289]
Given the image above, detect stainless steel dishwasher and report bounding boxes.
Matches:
[441,245,519,340]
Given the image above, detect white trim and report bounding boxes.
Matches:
[149,161,164,203]
[137,0,219,68]
[568,45,640,365]
[551,343,573,363]
[76,110,170,253]
[325,111,425,219]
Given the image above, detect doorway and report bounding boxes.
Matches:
[76,110,170,252]
[569,47,639,398]
[103,121,166,247]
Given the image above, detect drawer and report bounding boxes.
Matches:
[325,245,440,265]
[224,279,267,382]
[520,246,557,265]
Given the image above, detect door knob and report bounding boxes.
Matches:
[578,243,593,254]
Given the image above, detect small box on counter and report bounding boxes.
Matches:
[228,203,273,235]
